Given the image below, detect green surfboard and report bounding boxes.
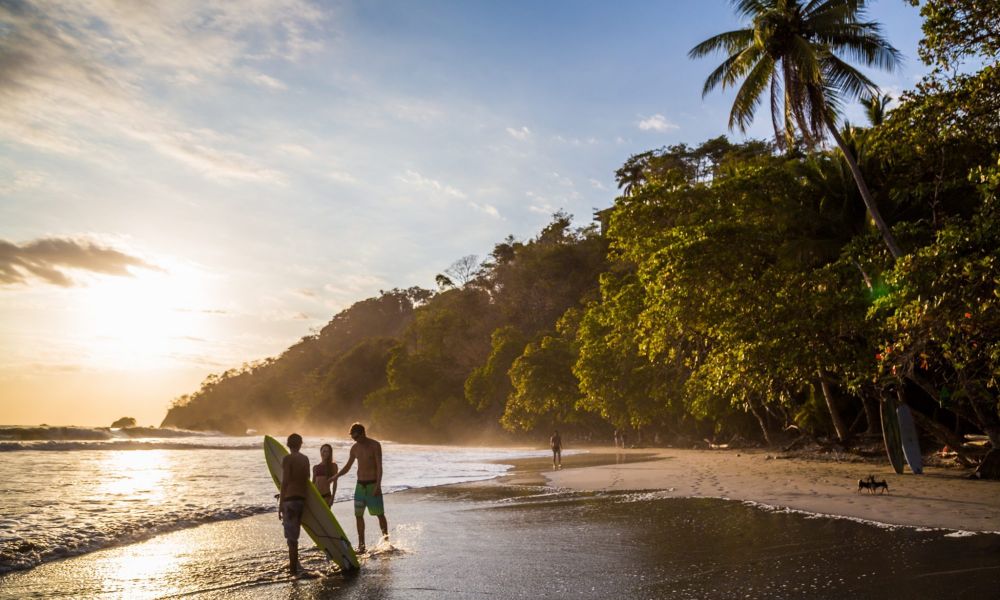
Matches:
[264,436,359,571]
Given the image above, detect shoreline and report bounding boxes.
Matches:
[3,449,999,599]
[545,447,1000,534]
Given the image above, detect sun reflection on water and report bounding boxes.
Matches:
[96,450,171,502]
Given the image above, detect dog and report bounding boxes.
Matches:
[856,475,889,494]
[870,477,889,494]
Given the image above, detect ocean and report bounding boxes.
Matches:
[0,427,555,574]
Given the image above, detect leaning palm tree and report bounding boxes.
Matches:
[690,0,904,258]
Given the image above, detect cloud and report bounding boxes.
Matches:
[506,126,531,141]
[261,309,314,322]
[638,114,678,132]
[0,237,161,287]
[277,143,313,158]
[469,202,501,219]
[326,169,359,185]
[0,0,326,181]
[174,307,232,315]
[397,169,466,199]
[0,170,45,194]
[248,72,288,91]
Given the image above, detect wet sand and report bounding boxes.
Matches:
[3,451,999,599]
[549,448,1000,533]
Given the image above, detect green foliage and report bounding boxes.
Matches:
[502,310,586,433]
[909,0,1000,69]
[873,160,1000,438]
[465,326,528,420]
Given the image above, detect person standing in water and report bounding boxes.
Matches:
[279,433,309,575]
[334,423,387,554]
[550,429,562,469]
[313,443,338,507]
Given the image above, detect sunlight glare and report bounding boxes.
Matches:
[78,266,212,369]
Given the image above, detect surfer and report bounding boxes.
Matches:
[313,443,338,507]
[334,423,388,554]
[550,429,562,469]
[279,433,309,575]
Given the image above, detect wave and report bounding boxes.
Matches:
[0,440,260,452]
[0,426,222,442]
[0,504,273,575]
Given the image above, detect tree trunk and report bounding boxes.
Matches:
[817,373,847,442]
[747,399,773,445]
[861,395,880,435]
[907,405,976,467]
[974,449,1000,480]
[824,114,903,260]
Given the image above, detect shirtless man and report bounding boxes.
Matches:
[279,433,309,574]
[334,423,387,554]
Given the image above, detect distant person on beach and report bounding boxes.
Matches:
[313,443,338,507]
[334,423,387,554]
[279,433,309,575]
[613,429,621,449]
[550,430,562,469]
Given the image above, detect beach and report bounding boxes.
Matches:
[548,447,1000,534]
[2,448,998,599]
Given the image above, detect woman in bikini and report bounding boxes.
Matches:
[313,443,338,506]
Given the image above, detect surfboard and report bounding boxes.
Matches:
[896,404,923,474]
[263,436,359,571]
[880,399,905,475]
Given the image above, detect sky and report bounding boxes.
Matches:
[0,0,929,427]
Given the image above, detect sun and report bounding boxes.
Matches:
[77,266,212,369]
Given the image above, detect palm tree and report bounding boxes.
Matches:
[860,92,892,126]
[690,0,904,259]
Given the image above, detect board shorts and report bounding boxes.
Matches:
[354,482,384,516]
[282,498,305,542]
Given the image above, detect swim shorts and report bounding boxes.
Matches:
[282,498,305,542]
[354,481,384,516]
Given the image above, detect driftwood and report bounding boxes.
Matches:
[972,449,1000,480]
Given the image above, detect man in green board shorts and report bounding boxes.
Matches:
[335,423,388,554]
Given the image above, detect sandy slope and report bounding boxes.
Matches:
[547,447,1000,533]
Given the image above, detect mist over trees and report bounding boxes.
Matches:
[163,5,999,461]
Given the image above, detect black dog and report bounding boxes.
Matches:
[857,475,889,494]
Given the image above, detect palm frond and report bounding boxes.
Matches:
[729,56,776,132]
[732,0,772,20]
[785,34,824,85]
[701,46,762,96]
[688,29,755,59]
[821,25,902,71]
[822,53,878,100]
[770,74,785,145]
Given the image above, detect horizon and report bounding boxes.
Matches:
[1,0,928,427]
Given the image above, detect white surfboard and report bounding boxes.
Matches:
[263,435,359,571]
